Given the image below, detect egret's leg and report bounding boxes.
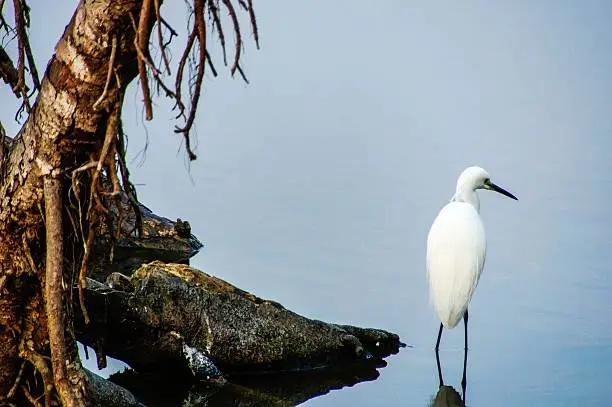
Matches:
[435,346,444,388]
[463,309,469,351]
[461,309,469,401]
[435,323,443,351]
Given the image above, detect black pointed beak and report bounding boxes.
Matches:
[488,181,518,201]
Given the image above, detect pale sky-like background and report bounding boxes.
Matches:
[1,2,612,406]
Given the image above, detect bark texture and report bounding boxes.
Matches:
[0,0,152,404]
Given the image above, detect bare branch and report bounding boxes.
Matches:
[222,0,241,75]
[12,0,24,93]
[236,64,249,84]
[136,0,154,120]
[44,177,82,406]
[93,35,118,111]
[0,45,21,95]
[160,16,178,37]
[174,27,197,119]
[154,0,171,74]
[247,0,260,49]
[206,49,218,77]
[208,0,227,66]
[78,223,95,325]
[21,385,42,407]
[173,0,207,161]
[11,0,39,97]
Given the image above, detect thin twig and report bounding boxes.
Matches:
[160,17,178,37]
[153,0,171,74]
[208,0,227,66]
[175,27,197,119]
[20,385,42,407]
[247,0,260,49]
[106,153,121,197]
[5,361,25,399]
[22,234,39,275]
[136,0,154,120]
[222,0,241,75]
[174,0,206,161]
[93,35,117,110]
[131,13,178,102]
[116,119,142,238]
[11,0,24,93]
[78,223,95,325]
[236,64,249,84]
[205,50,218,77]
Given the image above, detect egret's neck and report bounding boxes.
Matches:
[452,187,480,212]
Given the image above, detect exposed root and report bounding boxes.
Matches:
[22,234,39,275]
[236,64,249,84]
[5,360,25,400]
[44,177,82,407]
[208,0,227,65]
[222,0,241,76]
[247,0,260,49]
[174,27,196,119]
[11,0,39,112]
[129,0,259,160]
[153,0,171,74]
[92,35,118,111]
[136,0,154,120]
[20,385,42,407]
[19,346,52,407]
[77,223,95,326]
[116,119,142,238]
[173,0,206,161]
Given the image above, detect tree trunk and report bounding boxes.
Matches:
[0,1,151,404]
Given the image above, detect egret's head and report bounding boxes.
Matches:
[456,166,518,200]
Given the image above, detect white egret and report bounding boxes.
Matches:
[427,166,517,392]
[427,166,517,396]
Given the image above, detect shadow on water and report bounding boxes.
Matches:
[432,349,468,407]
[110,359,389,406]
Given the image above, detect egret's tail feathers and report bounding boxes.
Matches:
[435,302,466,329]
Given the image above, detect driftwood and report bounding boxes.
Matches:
[87,185,204,281]
[69,191,402,405]
[77,261,401,375]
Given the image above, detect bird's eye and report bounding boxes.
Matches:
[484,178,490,184]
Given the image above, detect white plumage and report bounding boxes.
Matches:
[427,200,486,328]
[427,166,517,346]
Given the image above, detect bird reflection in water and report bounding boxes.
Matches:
[432,349,467,407]
[430,384,466,407]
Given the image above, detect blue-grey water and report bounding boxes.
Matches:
[2,1,612,406]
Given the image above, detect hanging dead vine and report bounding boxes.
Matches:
[0,0,41,118]
[132,0,260,160]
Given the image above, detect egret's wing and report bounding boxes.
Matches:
[426,202,486,328]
